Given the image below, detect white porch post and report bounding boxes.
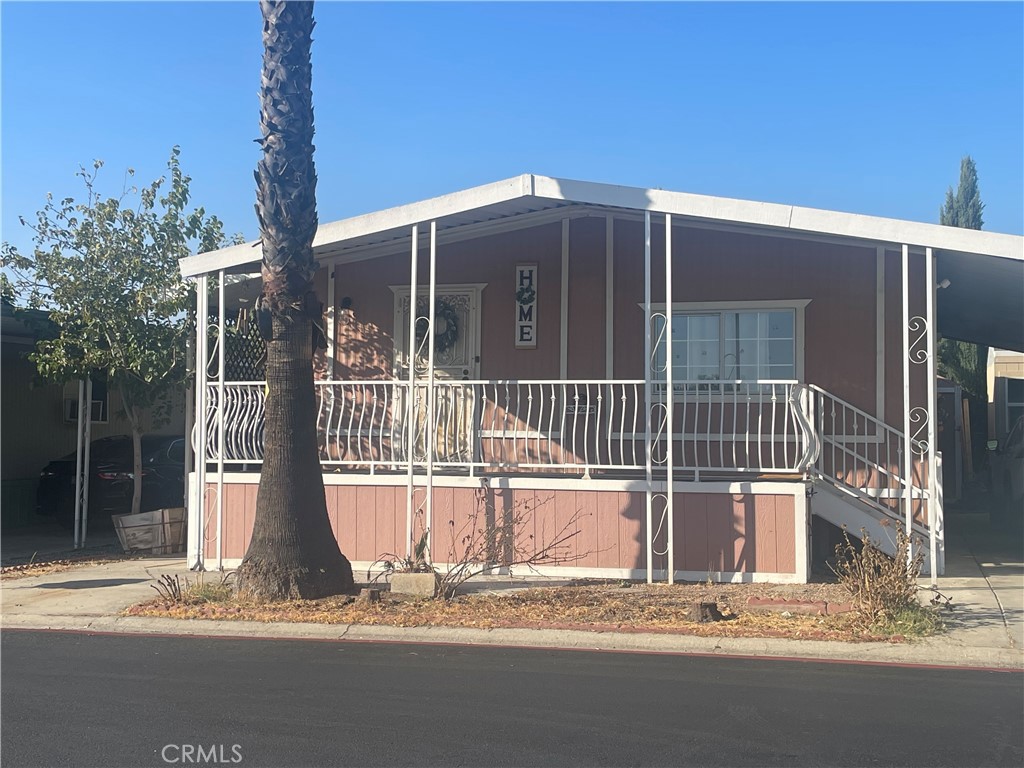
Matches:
[326,267,337,380]
[643,210,654,584]
[183,331,195,556]
[560,219,570,380]
[605,216,614,379]
[664,214,675,584]
[925,247,940,581]
[80,377,93,548]
[191,275,209,571]
[405,225,419,559]
[216,269,226,570]
[73,379,86,548]
[425,221,437,563]
[901,244,914,561]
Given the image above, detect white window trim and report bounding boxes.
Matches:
[643,299,810,384]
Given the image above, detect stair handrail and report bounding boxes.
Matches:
[804,383,929,532]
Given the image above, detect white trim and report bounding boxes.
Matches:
[389,282,488,294]
[323,209,955,274]
[643,210,653,584]
[190,276,209,571]
[925,247,938,584]
[210,472,802,496]
[650,299,812,310]
[326,266,336,379]
[560,219,569,379]
[901,244,914,542]
[180,174,1022,277]
[323,209,905,272]
[875,247,886,421]
[605,215,614,379]
[405,225,419,559]
[191,559,804,584]
[425,221,438,562]
[320,208,592,269]
[664,213,675,583]
[795,485,810,582]
[529,175,1023,261]
[216,270,226,571]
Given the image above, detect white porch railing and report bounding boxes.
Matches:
[806,384,931,533]
[200,379,817,475]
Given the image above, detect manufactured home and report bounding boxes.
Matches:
[179,175,1024,582]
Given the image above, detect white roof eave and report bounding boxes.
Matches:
[179,173,1023,278]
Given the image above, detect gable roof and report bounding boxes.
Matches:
[179,174,1024,352]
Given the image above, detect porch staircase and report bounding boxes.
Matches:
[802,384,943,576]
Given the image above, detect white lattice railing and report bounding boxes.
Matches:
[199,379,816,476]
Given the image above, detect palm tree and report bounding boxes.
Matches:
[237,0,354,600]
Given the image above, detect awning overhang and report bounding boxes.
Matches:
[936,249,1024,352]
[178,174,1024,353]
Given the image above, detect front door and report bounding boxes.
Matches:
[394,286,482,463]
[394,287,481,381]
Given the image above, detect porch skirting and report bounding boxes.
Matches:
[189,474,810,583]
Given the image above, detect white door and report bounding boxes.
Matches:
[394,287,481,381]
[394,286,483,463]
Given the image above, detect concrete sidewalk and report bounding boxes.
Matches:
[2,512,1021,670]
[1,522,122,566]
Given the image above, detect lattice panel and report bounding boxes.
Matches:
[207,312,267,382]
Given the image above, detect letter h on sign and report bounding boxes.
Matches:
[515,264,538,349]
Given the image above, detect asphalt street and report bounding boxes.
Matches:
[2,630,1021,768]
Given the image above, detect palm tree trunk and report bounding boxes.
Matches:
[237,0,353,600]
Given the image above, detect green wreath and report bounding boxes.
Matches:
[516,284,536,305]
[415,298,460,355]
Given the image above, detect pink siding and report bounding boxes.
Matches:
[567,217,608,378]
[332,220,564,381]
[612,221,882,412]
[206,483,797,576]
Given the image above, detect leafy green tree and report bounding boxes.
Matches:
[1,148,226,519]
[235,0,355,600]
[937,155,987,468]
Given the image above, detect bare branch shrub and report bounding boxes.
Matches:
[829,525,924,625]
[436,492,588,599]
[152,574,184,602]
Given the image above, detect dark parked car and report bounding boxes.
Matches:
[36,435,185,528]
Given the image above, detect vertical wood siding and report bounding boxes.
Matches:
[205,482,797,575]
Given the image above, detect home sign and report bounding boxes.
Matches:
[515,264,538,348]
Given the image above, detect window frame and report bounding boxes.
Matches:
[1005,378,1024,438]
[645,300,809,396]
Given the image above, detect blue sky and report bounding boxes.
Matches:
[2,1,1022,257]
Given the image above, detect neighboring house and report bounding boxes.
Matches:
[988,348,1024,446]
[179,175,1024,581]
[0,301,185,529]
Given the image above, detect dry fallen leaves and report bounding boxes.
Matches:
[1,554,134,580]
[124,580,896,643]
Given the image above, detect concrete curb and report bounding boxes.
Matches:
[4,614,1021,671]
